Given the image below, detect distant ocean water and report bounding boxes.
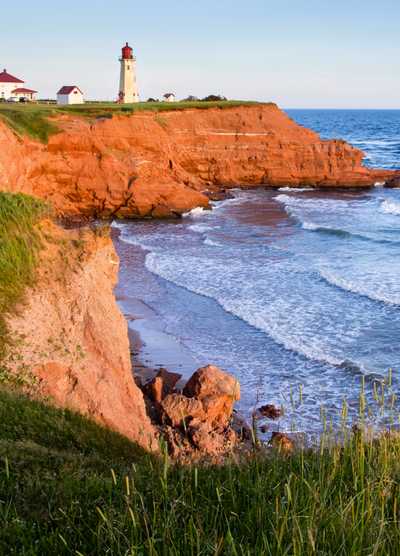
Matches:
[114,110,400,435]
[287,109,400,170]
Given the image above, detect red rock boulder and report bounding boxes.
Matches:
[161,394,205,428]
[183,364,240,427]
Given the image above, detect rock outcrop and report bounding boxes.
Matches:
[142,365,241,460]
[4,221,157,450]
[183,365,240,427]
[143,367,182,405]
[0,104,393,218]
[385,175,400,188]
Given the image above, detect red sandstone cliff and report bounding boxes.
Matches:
[4,222,157,450]
[0,104,392,218]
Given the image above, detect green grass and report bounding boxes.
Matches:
[0,192,49,361]
[1,387,400,555]
[0,105,60,142]
[0,100,267,142]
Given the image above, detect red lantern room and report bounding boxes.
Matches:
[121,42,133,60]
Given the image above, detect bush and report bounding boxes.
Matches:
[202,94,228,102]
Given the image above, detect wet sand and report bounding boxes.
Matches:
[113,226,199,386]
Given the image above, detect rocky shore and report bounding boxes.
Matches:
[3,217,292,460]
[2,105,398,460]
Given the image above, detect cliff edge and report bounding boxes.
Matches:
[3,220,157,450]
[0,104,392,218]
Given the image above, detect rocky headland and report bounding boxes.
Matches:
[0,104,397,459]
[0,104,395,219]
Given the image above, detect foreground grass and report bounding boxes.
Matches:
[0,100,265,142]
[1,389,400,555]
[0,193,49,361]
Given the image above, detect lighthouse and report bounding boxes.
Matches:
[118,42,139,103]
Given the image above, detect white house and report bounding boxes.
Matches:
[0,69,37,101]
[163,93,176,103]
[57,86,84,105]
[11,87,38,101]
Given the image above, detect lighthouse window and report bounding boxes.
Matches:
[127,65,130,70]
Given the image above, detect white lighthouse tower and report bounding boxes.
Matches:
[118,42,139,103]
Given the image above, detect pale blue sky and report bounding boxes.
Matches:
[2,0,399,107]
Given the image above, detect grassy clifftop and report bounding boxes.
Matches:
[0,100,265,142]
[1,385,400,555]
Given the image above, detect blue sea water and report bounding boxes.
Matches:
[114,110,400,435]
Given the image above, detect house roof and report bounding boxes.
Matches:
[0,69,24,84]
[57,86,83,95]
[163,93,175,98]
[12,87,37,94]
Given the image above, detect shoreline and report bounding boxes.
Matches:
[112,181,400,439]
[113,227,200,390]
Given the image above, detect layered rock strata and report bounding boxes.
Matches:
[0,105,393,218]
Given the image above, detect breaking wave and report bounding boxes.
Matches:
[204,237,223,247]
[275,194,353,212]
[301,221,353,238]
[182,206,208,218]
[189,224,213,233]
[318,268,400,306]
[144,252,351,369]
[278,187,314,192]
[380,199,400,215]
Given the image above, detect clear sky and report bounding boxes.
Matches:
[2,0,399,108]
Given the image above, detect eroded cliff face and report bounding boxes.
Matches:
[4,222,157,450]
[0,104,392,218]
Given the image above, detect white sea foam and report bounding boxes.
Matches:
[111,220,127,230]
[189,224,213,233]
[220,298,343,368]
[118,233,151,250]
[380,199,400,215]
[319,267,400,306]
[302,221,319,231]
[211,193,252,211]
[278,187,313,192]
[352,139,399,146]
[182,206,207,218]
[144,252,344,368]
[275,194,352,211]
[204,237,222,247]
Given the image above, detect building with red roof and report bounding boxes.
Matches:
[57,85,84,105]
[0,69,38,101]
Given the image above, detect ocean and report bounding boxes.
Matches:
[114,109,400,436]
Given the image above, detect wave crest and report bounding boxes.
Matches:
[183,206,207,218]
[278,187,313,192]
[319,267,400,306]
[380,200,400,215]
